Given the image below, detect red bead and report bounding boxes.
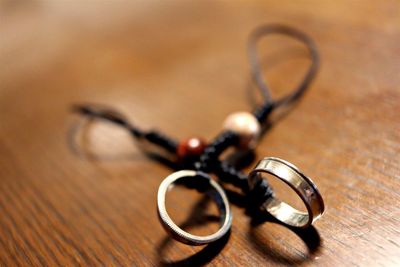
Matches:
[177,137,207,159]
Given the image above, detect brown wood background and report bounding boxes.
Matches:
[1,1,399,266]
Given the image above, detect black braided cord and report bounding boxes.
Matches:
[71,23,319,209]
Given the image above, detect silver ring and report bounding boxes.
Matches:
[249,157,325,228]
[157,170,232,245]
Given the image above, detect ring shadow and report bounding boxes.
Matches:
[67,117,322,266]
[248,214,321,265]
[226,189,322,265]
[156,196,231,267]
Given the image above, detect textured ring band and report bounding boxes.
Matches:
[249,157,325,228]
[157,170,232,245]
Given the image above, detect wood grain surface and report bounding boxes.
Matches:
[1,1,399,266]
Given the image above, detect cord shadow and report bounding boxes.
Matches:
[67,117,142,161]
[246,46,309,109]
[221,49,310,170]
[246,46,311,143]
[67,117,179,169]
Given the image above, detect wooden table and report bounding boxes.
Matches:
[1,1,399,266]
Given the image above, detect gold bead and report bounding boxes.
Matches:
[223,111,261,149]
